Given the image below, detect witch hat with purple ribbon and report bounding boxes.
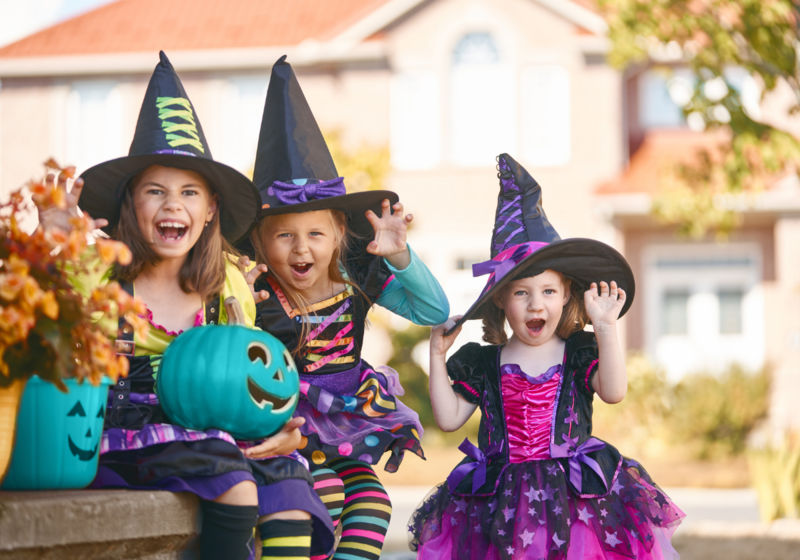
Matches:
[447,153,635,334]
[78,51,260,245]
[248,55,397,241]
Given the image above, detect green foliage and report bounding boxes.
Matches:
[748,434,800,521]
[386,324,435,428]
[599,0,800,237]
[324,130,390,192]
[671,364,770,458]
[593,354,770,460]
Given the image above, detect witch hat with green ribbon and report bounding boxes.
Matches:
[248,55,396,241]
[447,153,635,334]
[79,51,260,245]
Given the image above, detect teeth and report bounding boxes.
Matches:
[157,222,186,229]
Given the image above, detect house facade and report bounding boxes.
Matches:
[0,0,798,429]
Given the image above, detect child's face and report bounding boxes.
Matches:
[259,210,344,297]
[494,269,570,346]
[132,165,216,261]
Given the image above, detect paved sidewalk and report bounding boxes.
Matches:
[378,485,779,559]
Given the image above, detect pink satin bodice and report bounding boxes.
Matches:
[500,364,561,463]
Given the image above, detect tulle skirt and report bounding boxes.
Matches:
[296,361,424,472]
[409,457,684,560]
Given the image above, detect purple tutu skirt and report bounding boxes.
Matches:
[296,361,424,472]
[410,458,684,560]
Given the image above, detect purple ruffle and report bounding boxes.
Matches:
[410,458,684,560]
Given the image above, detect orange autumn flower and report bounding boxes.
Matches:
[0,274,25,302]
[40,290,59,320]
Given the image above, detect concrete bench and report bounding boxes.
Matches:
[0,490,200,559]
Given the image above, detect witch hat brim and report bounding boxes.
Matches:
[80,153,260,245]
[77,51,260,245]
[446,238,635,335]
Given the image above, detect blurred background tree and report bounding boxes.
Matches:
[324,130,390,193]
[599,0,800,237]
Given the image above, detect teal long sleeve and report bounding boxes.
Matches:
[376,244,449,326]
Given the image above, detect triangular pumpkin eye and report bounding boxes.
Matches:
[97,406,105,419]
[68,401,86,417]
[248,343,271,367]
[273,369,284,382]
[283,350,295,372]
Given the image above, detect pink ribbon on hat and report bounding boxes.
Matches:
[472,242,549,285]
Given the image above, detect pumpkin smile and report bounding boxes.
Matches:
[247,376,296,412]
[67,435,98,462]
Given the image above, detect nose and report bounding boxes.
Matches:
[292,236,309,255]
[528,294,543,311]
[162,191,184,212]
[85,428,92,438]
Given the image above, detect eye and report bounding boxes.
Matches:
[283,349,296,372]
[67,401,86,417]
[514,290,526,296]
[248,343,271,367]
[146,188,164,195]
[544,289,555,295]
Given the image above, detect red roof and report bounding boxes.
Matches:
[597,130,728,195]
[0,0,391,57]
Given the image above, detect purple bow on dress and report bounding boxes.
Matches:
[550,436,607,493]
[447,438,504,494]
[471,242,548,285]
[271,177,345,205]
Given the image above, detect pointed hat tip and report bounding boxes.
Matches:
[159,50,172,67]
[276,54,288,64]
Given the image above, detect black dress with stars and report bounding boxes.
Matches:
[409,331,684,560]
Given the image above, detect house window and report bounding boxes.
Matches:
[719,290,743,334]
[220,76,269,175]
[449,32,516,166]
[390,71,441,170]
[521,66,570,166]
[661,291,689,335]
[638,69,690,129]
[65,80,122,173]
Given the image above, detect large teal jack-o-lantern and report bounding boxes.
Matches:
[157,324,300,440]
[2,375,110,490]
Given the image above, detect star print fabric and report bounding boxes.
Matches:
[409,458,683,559]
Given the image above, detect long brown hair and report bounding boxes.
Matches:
[481,271,587,345]
[251,209,365,354]
[111,168,236,302]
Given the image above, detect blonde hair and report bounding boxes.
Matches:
[112,168,238,302]
[481,271,587,345]
[251,209,367,354]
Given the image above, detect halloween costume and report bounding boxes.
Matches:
[244,56,450,560]
[409,154,684,560]
[76,52,334,558]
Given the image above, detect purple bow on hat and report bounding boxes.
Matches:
[271,177,345,205]
[447,438,504,494]
[550,436,607,494]
[472,242,548,285]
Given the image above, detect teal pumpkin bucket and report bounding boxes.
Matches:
[1,376,110,490]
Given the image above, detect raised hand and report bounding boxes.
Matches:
[365,199,412,268]
[430,315,463,358]
[36,170,108,232]
[243,416,305,459]
[237,255,270,304]
[584,281,626,328]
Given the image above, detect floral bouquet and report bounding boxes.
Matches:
[0,160,149,390]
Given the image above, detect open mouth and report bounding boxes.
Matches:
[247,376,296,413]
[290,263,313,276]
[68,435,98,462]
[526,318,546,335]
[156,221,187,241]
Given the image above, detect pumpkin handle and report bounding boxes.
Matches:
[224,297,246,326]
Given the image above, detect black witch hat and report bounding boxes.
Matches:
[247,55,396,242]
[447,153,635,334]
[78,51,260,245]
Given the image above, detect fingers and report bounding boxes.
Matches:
[282,417,305,432]
[392,201,404,217]
[405,213,413,224]
[93,218,109,229]
[366,240,378,254]
[69,177,84,205]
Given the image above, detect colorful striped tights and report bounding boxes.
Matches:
[311,458,392,560]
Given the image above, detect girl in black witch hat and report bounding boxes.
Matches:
[36,52,334,560]
[238,56,450,560]
[408,154,684,560]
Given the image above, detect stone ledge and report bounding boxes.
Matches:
[0,489,200,559]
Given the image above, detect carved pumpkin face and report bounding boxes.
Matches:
[157,325,300,440]
[66,399,105,461]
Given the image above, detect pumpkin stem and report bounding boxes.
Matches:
[224,297,246,326]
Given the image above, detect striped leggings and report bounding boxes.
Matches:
[311,458,391,560]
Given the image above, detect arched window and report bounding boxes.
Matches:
[449,32,516,166]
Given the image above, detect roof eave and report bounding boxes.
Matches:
[0,41,387,78]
